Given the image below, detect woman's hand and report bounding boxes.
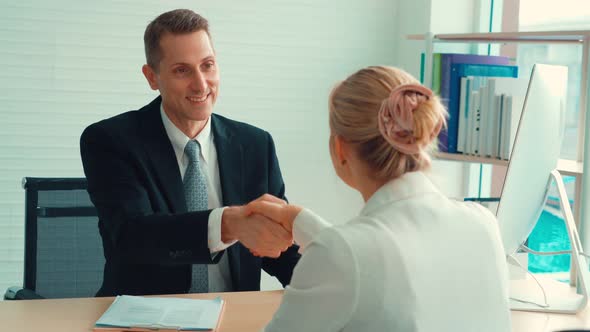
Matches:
[245,194,302,233]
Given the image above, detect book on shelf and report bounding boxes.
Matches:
[448,63,518,154]
[494,93,504,158]
[460,76,487,155]
[483,78,498,158]
[431,53,510,151]
[476,81,489,156]
[500,95,513,160]
[457,76,471,153]
[93,295,225,331]
[453,74,526,160]
[465,90,480,155]
[432,53,442,94]
[490,76,528,159]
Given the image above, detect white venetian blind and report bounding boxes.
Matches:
[0,0,398,293]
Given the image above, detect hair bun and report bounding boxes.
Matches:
[378,84,434,154]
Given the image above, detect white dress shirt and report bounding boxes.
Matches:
[160,105,235,292]
[264,171,511,332]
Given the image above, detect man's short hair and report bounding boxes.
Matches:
[144,9,211,71]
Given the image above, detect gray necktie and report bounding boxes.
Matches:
[183,140,209,293]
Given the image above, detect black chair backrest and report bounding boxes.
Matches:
[23,177,103,298]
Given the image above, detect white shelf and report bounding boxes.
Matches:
[435,152,508,166]
[436,153,583,176]
[408,30,590,44]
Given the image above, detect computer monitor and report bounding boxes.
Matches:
[496,63,568,255]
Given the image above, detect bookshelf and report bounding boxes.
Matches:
[433,137,585,177]
[436,152,508,167]
[410,30,590,249]
[435,153,584,176]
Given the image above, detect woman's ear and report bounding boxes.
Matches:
[330,134,358,190]
[333,135,348,165]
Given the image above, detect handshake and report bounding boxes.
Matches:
[221,194,303,258]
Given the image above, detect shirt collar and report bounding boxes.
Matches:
[160,103,213,165]
[360,171,441,216]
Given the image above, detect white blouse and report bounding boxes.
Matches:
[263,171,511,332]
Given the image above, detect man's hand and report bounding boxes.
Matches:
[245,194,302,233]
[221,205,292,258]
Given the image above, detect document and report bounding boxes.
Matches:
[94,295,224,331]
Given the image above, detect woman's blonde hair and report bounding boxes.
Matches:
[329,66,447,182]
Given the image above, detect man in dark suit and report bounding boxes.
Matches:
[80,9,299,296]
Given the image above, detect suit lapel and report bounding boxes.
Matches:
[211,114,244,206]
[212,114,247,290]
[139,96,187,213]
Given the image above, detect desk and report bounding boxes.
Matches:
[3,290,590,332]
[513,309,590,331]
[0,291,281,332]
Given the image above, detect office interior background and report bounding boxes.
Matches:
[0,0,588,293]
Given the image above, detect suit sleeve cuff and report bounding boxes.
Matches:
[208,207,237,253]
[292,208,331,253]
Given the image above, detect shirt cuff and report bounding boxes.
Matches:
[292,208,331,253]
[208,207,237,253]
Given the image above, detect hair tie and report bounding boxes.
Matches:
[378,83,433,154]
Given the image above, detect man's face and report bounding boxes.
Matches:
[143,30,219,124]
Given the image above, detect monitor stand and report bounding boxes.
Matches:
[509,170,590,314]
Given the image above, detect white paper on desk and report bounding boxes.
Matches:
[95,295,224,330]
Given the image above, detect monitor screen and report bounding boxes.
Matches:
[496,64,568,255]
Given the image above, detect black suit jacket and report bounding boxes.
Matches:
[80,96,300,296]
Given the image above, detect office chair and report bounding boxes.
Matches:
[4,177,104,299]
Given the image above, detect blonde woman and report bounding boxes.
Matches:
[248,66,511,331]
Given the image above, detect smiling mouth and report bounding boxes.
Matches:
[187,94,209,103]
